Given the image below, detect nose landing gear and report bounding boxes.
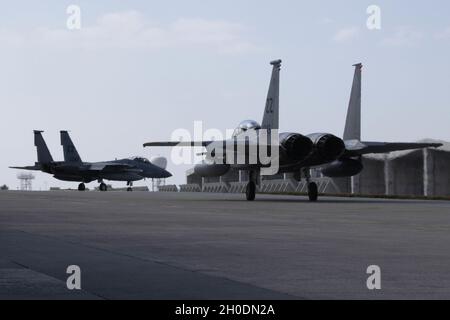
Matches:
[245,170,257,201]
[127,181,133,192]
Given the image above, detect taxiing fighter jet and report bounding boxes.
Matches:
[144,60,441,201]
[11,131,172,191]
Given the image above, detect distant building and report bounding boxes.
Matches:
[349,141,450,197]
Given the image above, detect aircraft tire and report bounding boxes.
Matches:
[99,183,107,192]
[78,183,85,191]
[308,182,318,202]
[246,181,256,201]
[127,187,132,192]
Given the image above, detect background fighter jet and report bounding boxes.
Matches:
[11,131,172,191]
[144,60,442,201]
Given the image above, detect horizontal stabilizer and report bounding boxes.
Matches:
[9,165,41,171]
[344,140,443,156]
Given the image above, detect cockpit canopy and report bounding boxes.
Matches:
[129,156,150,163]
[232,120,261,137]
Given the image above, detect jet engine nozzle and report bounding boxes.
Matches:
[309,133,346,162]
[280,133,313,161]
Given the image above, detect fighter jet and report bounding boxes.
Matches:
[144,60,442,201]
[11,131,172,191]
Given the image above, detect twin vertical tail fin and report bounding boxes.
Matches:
[34,130,54,164]
[343,63,362,141]
[60,131,82,163]
[261,59,282,130]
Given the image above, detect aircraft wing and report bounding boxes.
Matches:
[88,163,141,173]
[144,141,212,147]
[344,140,443,156]
[145,138,274,159]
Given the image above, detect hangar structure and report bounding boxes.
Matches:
[161,140,450,197]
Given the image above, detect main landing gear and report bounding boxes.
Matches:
[245,171,257,201]
[127,181,133,192]
[246,181,256,201]
[308,182,318,202]
[78,183,86,191]
[99,181,107,192]
[303,168,318,202]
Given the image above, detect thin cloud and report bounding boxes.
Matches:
[434,26,450,40]
[0,11,258,54]
[333,27,360,43]
[381,26,424,47]
[318,17,334,25]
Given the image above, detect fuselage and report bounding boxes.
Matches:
[41,158,171,183]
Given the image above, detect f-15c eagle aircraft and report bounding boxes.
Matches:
[144,60,441,201]
[11,130,172,191]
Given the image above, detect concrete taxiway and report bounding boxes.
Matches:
[0,191,449,299]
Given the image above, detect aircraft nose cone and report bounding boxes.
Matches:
[161,169,172,178]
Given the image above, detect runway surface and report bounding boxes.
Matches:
[1,191,449,299]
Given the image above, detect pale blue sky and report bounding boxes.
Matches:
[1,0,449,189]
